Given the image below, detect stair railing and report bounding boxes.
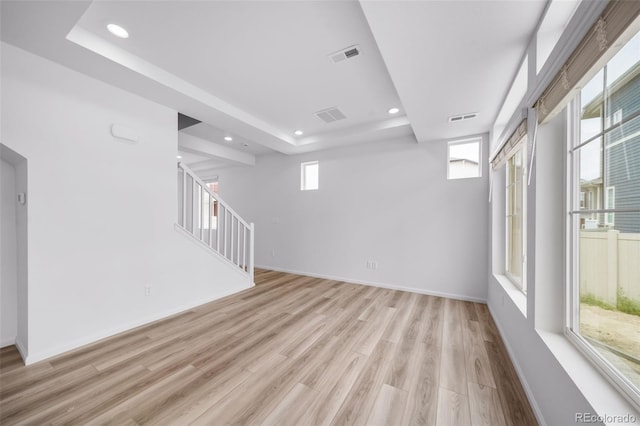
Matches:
[177,162,254,284]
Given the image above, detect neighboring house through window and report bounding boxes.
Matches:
[448,137,482,179]
[568,30,640,405]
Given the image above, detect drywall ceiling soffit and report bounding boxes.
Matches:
[360,0,548,144]
[181,123,274,157]
[178,133,256,167]
[0,0,413,162]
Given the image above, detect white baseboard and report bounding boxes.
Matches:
[1,336,16,348]
[488,305,547,426]
[15,338,27,362]
[24,286,248,365]
[256,264,487,303]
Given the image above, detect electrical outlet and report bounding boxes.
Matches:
[145,285,152,296]
[366,260,378,270]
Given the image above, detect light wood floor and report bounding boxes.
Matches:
[0,269,537,425]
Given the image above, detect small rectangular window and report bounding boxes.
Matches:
[447,138,482,179]
[301,161,319,191]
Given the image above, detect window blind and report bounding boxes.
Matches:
[535,0,640,124]
[491,119,527,169]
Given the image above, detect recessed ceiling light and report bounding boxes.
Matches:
[176,155,182,159]
[107,24,129,39]
[224,136,233,142]
[388,107,400,115]
[294,130,304,136]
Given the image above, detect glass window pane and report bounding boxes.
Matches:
[506,149,524,285]
[604,114,640,217]
[509,214,522,278]
[605,32,639,128]
[301,161,319,191]
[448,139,481,179]
[578,137,603,213]
[581,70,604,143]
[576,212,640,391]
[306,163,319,190]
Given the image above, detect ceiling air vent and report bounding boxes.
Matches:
[329,45,360,63]
[448,112,478,123]
[314,107,347,123]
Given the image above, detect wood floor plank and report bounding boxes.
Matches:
[260,382,318,426]
[475,303,499,343]
[1,364,98,424]
[440,298,468,395]
[139,367,253,425]
[485,340,538,426]
[384,297,425,391]
[353,305,397,356]
[304,350,367,425]
[23,364,149,426]
[87,365,202,425]
[365,383,408,426]
[436,388,471,426]
[403,295,444,425]
[468,382,508,426]
[0,270,536,426]
[381,292,417,344]
[462,319,497,388]
[330,339,397,426]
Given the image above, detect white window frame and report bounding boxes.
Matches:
[300,161,319,191]
[447,137,482,180]
[566,93,640,408]
[605,186,615,226]
[505,143,527,293]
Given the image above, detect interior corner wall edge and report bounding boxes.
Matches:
[0,42,250,362]
[1,158,19,348]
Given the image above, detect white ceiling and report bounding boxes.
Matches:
[0,0,548,167]
[360,0,548,143]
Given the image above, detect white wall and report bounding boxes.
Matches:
[216,134,489,302]
[0,43,251,363]
[1,159,18,347]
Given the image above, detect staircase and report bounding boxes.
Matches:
[177,162,254,284]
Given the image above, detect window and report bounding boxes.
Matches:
[301,161,319,191]
[568,31,640,405]
[506,144,526,292]
[605,187,615,226]
[447,138,481,179]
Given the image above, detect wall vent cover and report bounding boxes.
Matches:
[448,112,478,123]
[329,45,360,63]
[315,107,347,123]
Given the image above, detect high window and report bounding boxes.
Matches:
[301,161,319,191]
[568,31,640,405]
[447,138,482,179]
[506,144,527,292]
